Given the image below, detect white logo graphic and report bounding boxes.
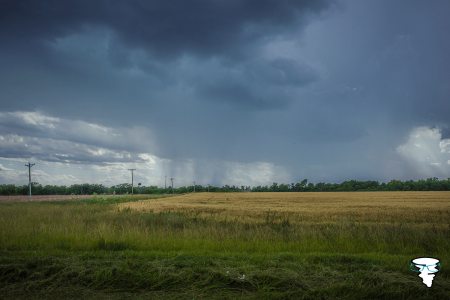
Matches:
[410,257,440,287]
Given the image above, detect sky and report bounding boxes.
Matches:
[1,0,449,188]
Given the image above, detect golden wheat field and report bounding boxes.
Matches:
[118,191,450,228]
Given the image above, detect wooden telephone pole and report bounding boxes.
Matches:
[128,169,136,195]
[25,162,35,202]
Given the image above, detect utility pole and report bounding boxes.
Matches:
[25,162,35,202]
[128,169,136,195]
[170,178,174,194]
[208,184,210,193]
[193,181,195,192]
[165,175,167,189]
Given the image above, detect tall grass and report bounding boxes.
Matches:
[1,193,449,257]
[1,192,450,299]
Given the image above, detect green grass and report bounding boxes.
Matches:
[0,194,449,299]
[1,251,449,299]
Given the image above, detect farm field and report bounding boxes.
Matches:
[1,192,449,299]
[118,191,450,227]
[0,194,164,203]
[0,194,116,203]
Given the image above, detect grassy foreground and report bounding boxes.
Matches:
[1,192,449,299]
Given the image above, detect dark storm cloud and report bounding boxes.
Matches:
[245,58,319,86]
[0,0,337,121]
[301,0,450,144]
[195,57,319,109]
[440,128,450,140]
[0,0,449,186]
[0,0,335,59]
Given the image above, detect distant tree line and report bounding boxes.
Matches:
[250,178,450,192]
[1,177,450,196]
[0,183,109,196]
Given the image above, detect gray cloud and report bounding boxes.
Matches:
[246,58,319,86]
[0,0,449,186]
[0,112,159,163]
[193,57,319,109]
[441,128,450,140]
[0,0,336,59]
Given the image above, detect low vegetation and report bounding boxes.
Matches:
[1,192,449,299]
